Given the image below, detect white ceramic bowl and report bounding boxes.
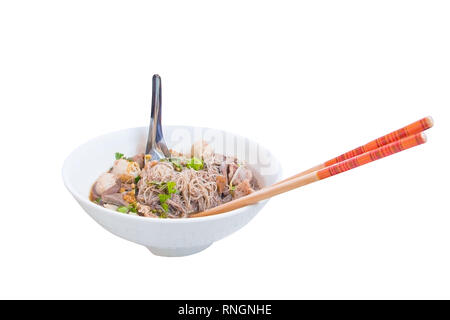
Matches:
[62,126,281,257]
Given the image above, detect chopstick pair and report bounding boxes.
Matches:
[190,117,433,218]
[273,116,433,185]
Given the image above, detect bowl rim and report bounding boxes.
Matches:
[62,125,282,223]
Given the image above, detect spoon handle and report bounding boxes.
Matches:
[146,75,171,157]
[146,75,160,154]
[154,77,171,158]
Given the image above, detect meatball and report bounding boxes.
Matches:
[111,159,140,179]
[94,173,120,195]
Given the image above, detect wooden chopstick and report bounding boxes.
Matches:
[189,132,427,218]
[273,116,433,186]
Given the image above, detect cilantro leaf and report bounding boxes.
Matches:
[159,211,168,218]
[186,157,204,171]
[169,158,182,170]
[158,193,171,203]
[117,206,129,213]
[115,152,124,160]
[149,181,166,189]
[167,181,177,195]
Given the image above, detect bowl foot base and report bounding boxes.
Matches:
[146,243,212,257]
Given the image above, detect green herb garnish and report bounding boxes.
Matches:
[134,176,141,184]
[117,204,138,214]
[152,181,178,214]
[115,152,124,160]
[117,206,129,213]
[128,204,138,215]
[169,158,182,171]
[159,211,168,218]
[158,183,177,213]
[167,181,178,195]
[186,157,204,171]
[149,181,166,189]
[95,197,101,203]
[149,180,177,193]
[158,193,171,203]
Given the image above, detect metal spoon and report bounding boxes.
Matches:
[145,74,171,160]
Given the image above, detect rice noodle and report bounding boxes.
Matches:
[92,144,260,218]
[137,155,227,217]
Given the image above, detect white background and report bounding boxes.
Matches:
[0,0,449,299]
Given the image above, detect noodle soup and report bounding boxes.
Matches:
[90,141,260,218]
